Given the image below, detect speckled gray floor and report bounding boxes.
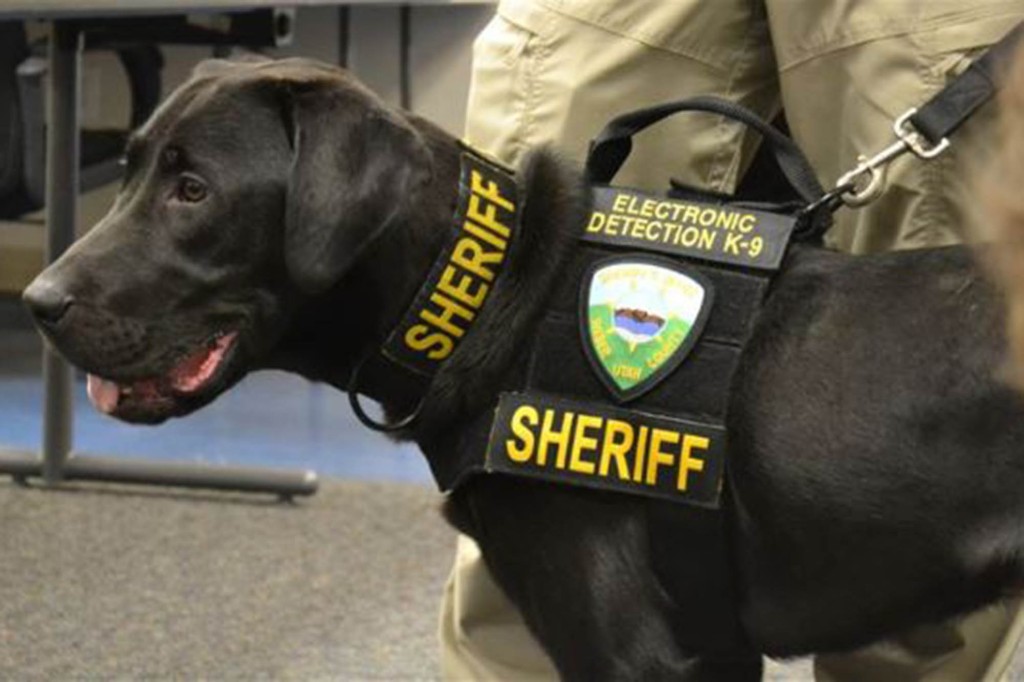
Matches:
[0,478,455,681]
[0,477,1020,681]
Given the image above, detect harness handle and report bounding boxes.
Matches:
[585,96,826,207]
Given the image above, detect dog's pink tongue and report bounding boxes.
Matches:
[87,374,120,414]
[168,332,236,393]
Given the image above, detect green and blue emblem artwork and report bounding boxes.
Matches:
[581,255,714,402]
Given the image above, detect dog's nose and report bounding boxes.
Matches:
[23,277,74,326]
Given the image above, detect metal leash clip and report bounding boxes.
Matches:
[835,108,951,207]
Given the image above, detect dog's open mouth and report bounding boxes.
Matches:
[86,331,239,417]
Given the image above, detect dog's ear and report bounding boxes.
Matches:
[283,84,431,294]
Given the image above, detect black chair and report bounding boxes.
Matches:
[0,21,163,219]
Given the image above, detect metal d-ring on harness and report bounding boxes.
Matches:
[822,22,1024,215]
[347,355,421,433]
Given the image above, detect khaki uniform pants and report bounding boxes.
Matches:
[442,0,1024,679]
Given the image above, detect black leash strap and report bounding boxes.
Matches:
[826,20,1024,215]
[910,22,1024,145]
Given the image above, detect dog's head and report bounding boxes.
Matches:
[22,57,435,423]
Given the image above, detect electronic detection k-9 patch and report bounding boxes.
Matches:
[485,392,726,507]
[582,185,797,270]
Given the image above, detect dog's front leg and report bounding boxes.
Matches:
[451,478,763,681]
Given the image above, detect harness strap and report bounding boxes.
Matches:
[910,22,1024,145]
[347,145,520,432]
[586,96,826,207]
[585,96,834,241]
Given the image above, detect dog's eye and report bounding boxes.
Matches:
[176,176,208,203]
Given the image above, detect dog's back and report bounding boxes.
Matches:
[729,245,1024,654]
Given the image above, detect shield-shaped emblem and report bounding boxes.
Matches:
[581,256,713,402]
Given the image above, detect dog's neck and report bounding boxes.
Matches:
[271,118,590,440]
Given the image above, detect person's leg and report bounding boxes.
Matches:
[767,2,1024,679]
[440,534,557,681]
[814,602,1024,682]
[443,1,777,677]
[769,0,1023,254]
[462,0,778,190]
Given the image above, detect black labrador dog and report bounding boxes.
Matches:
[22,57,1024,680]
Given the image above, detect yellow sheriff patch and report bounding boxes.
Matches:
[485,392,725,507]
[383,152,517,375]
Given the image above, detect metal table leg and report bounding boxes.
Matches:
[40,21,78,485]
[0,20,317,499]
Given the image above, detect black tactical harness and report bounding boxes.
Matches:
[345,21,1023,649]
[345,103,827,649]
[351,98,829,500]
